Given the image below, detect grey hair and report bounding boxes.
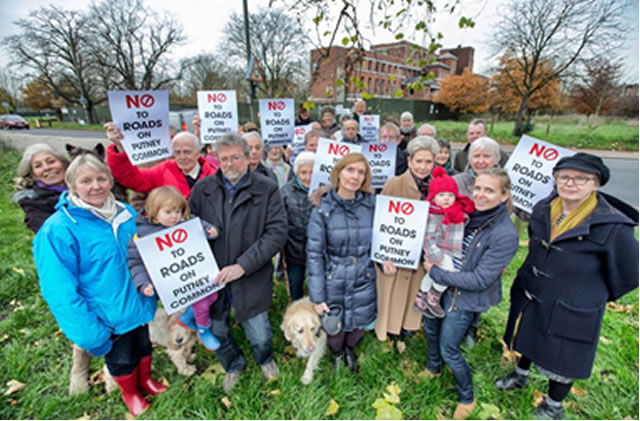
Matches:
[15,143,70,190]
[468,136,500,166]
[407,136,440,158]
[216,133,250,157]
[294,151,316,175]
[171,131,200,150]
[65,153,113,188]
[380,122,400,137]
[242,131,263,146]
[343,119,359,129]
[417,123,437,137]
[400,111,414,123]
[304,129,323,146]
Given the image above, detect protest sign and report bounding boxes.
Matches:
[291,124,312,163]
[108,90,172,165]
[359,114,380,143]
[371,196,429,270]
[505,135,575,213]
[135,218,223,315]
[259,98,294,146]
[197,90,238,144]
[362,142,397,189]
[308,137,360,195]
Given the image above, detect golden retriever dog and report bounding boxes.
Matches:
[281,297,327,385]
[104,307,197,392]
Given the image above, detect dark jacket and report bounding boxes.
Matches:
[188,171,287,322]
[307,189,377,331]
[503,192,638,379]
[341,133,365,145]
[127,212,218,292]
[254,162,279,185]
[399,127,417,151]
[12,185,63,234]
[395,147,409,176]
[429,206,519,313]
[281,179,314,265]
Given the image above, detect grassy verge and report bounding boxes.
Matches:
[23,117,104,131]
[0,144,637,419]
[428,119,639,151]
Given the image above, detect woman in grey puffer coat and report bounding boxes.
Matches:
[307,152,395,372]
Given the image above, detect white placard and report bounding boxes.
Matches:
[359,114,380,143]
[308,137,360,195]
[135,218,223,315]
[197,90,238,144]
[505,135,575,213]
[108,90,172,165]
[291,124,312,163]
[259,98,295,146]
[371,195,429,270]
[361,142,397,189]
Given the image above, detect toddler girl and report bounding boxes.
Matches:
[415,167,474,318]
[128,185,221,351]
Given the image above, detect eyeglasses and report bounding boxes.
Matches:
[555,175,595,186]
[219,155,244,164]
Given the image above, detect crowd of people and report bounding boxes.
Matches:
[12,100,638,419]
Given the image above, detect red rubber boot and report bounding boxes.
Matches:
[137,355,168,395]
[112,368,149,417]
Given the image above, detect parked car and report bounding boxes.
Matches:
[0,115,30,129]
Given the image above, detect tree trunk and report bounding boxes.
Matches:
[513,93,530,137]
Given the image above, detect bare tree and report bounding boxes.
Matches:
[4,6,106,123]
[88,0,187,90]
[222,8,308,98]
[0,66,23,111]
[181,54,227,97]
[571,59,623,120]
[491,0,631,136]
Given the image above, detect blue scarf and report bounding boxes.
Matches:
[465,201,507,235]
[295,176,309,192]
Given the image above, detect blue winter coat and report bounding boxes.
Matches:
[503,192,638,379]
[429,206,519,313]
[33,192,156,356]
[307,189,377,331]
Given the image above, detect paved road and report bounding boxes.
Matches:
[3,130,638,209]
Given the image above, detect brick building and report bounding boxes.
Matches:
[309,41,474,103]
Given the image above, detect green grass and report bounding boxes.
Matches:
[23,116,104,131]
[428,118,639,152]
[0,143,637,419]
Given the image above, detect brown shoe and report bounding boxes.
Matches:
[453,398,477,420]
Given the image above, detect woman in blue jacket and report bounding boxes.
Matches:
[33,154,163,417]
[307,153,395,372]
[422,168,519,420]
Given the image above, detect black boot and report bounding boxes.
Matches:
[533,398,563,420]
[331,350,345,370]
[344,347,359,373]
[495,370,529,390]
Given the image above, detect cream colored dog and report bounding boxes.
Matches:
[104,307,197,392]
[281,297,327,385]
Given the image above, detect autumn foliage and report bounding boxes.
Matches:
[434,68,489,114]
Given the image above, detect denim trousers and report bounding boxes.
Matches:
[105,325,152,376]
[286,262,306,301]
[210,297,273,373]
[422,291,475,404]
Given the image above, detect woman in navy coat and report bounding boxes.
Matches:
[496,153,638,420]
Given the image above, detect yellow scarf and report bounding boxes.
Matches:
[549,192,597,242]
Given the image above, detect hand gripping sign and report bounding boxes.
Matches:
[359,114,380,143]
[371,195,429,270]
[135,218,223,315]
[361,142,397,189]
[197,90,238,144]
[308,137,361,196]
[108,90,172,165]
[259,98,295,146]
[504,135,575,213]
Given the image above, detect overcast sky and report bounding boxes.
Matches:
[0,0,638,83]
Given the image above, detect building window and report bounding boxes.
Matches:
[367,78,372,94]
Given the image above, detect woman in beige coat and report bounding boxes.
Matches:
[375,136,440,341]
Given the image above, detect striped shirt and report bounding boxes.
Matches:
[453,229,478,270]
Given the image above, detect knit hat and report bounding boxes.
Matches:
[427,166,459,202]
[553,152,610,186]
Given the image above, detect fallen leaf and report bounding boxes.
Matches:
[599,336,612,345]
[9,299,17,306]
[382,341,393,353]
[12,303,24,312]
[267,389,281,396]
[8,399,18,406]
[607,302,635,314]
[386,382,401,396]
[266,375,278,384]
[325,399,339,416]
[54,330,63,337]
[396,341,406,354]
[76,412,91,420]
[12,267,24,276]
[372,398,391,409]
[570,387,586,397]
[434,407,448,420]
[498,338,518,368]
[19,329,27,335]
[0,334,9,343]
[201,363,225,384]
[376,405,403,420]
[161,377,170,388]
[125,413,135,420]
[89,369,105,386]
[33,341,40,347]
[3,380,25,396]
[283,345,297,356]
[477,402,502,420]
[532,390,544,408]
[221,396,232,409]
[383,382,401,404]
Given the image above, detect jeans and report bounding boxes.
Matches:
[327,328,364,352]
[210,297,273,373]
[422,292,475,404]
[287,262,306,301]
[105,325,152,376]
